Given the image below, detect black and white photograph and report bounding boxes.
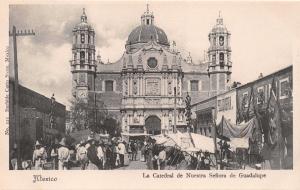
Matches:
[3,1,300,189]
[4,0,298,176]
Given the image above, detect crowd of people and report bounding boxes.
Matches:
[10,134,215,170]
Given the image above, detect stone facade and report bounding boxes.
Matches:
[71,7,232,135]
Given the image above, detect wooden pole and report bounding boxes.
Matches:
[211,108,218,169]
[174,87,177,133]
[9,26,35,169]
[12,26,20,169]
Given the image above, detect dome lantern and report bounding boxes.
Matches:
[141,4,154,26]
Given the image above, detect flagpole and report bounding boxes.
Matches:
[211,107,218,169]
[220,115,224,170]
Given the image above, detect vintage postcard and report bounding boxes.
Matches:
[0,0,300,189]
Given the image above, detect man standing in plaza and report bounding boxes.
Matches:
[158,146,166,170]
[97,140,104,169]
[118,140,126,167]
[86,136,101,170]
[76,140,88,170]
[32,141,47,170]
[57,137,70,170]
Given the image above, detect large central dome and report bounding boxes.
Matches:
[125,6,170,51]
[126,25,169,46]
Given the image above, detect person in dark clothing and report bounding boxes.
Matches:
[130,141,137,161]
[145,141,154,170]
[152,143,160,170]
[86,137,101,170]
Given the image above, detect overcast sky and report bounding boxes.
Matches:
[9,2,300,108]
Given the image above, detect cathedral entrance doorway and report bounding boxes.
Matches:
[145,115,161,135]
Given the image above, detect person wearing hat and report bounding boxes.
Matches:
[96,140,104,169]
[86,136,101,170]
[32,140,47,170]
[10,143,18,170]
[158,146,167,170]
[117,140,126,167]
[76,140,88,170]
[57,137,70,170]
[145,140,154,170]
[50,142,59,170]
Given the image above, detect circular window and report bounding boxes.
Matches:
[147,57,158,68]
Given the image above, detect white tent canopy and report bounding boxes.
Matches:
[151,132,215,153]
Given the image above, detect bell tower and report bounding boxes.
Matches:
[70,8,96,102]
[207,12,232,96]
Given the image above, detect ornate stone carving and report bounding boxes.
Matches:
[145,98,160,105]
[133,78,138,95]
[123,57,126,68]
[177,80,181,96]
[124,79,128,95]
[138,53,142,64]
[168,78,172,95]
[146,78,161,95]
[79,73,86,85]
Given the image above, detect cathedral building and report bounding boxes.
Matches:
[70,7,232,135]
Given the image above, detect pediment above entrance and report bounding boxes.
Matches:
[121,41,182,72]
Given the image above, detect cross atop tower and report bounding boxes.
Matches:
[217,10,223,25]
[146,3,149,13]
[81,8,87,23]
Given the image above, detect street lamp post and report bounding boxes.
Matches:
[173,87,177,133]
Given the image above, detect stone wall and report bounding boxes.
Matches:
[182,73,210,105]
[9,80,66,147]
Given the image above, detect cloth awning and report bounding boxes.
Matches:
[229,138,249,150]
[190,133,215,153]
[154,132,215,153]
[217,117,258,138]
[121,132,151,137]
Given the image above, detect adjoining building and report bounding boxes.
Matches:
[70,7,233,135]
[193,65,293,137]
[236,65,293,123]
[9,80,66,150]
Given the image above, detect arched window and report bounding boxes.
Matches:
[88,35,90,43]
[105,80,114,92]
[88,52,91,63]
[219,36,224,46]
[212,54,216,65]
[80,51,85,67]
[81,33,85,44]
[80,34,85,44]
[219,52,224,68]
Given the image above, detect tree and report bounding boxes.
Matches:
[102,117,122,137]
[69,93,108,133]
[69,98,90,131]
[185,93,192,132]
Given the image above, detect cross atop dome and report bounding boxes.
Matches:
[81,8,87,23]
[141,4,154,25]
